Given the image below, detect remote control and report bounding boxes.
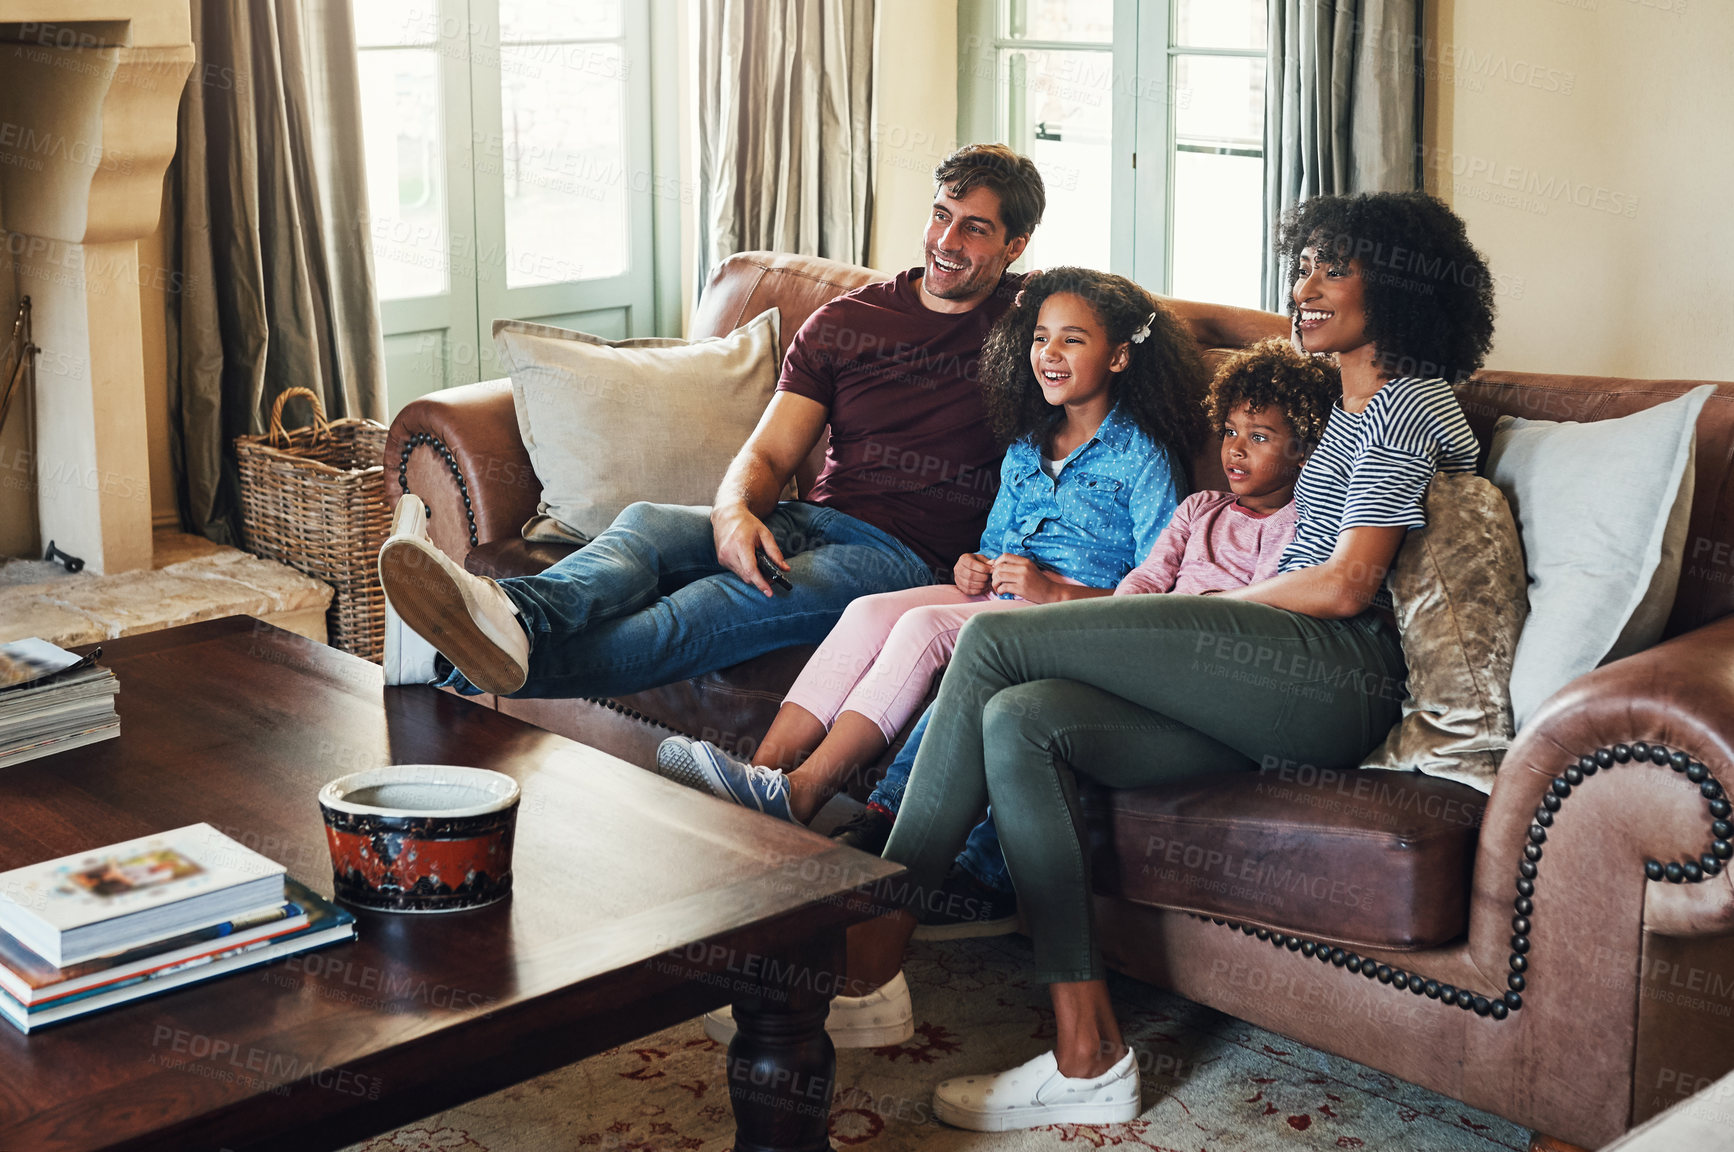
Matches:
[755,547,793,591]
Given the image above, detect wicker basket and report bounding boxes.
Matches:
[235,387,390,661]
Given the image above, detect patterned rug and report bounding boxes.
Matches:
[342,934,1530,1152]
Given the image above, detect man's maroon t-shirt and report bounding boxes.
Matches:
[777,268,1021,573]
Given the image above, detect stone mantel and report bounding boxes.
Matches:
[0,0,191,574]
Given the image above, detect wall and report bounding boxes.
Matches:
[1424,0,1731,380]
[867,0,958,273]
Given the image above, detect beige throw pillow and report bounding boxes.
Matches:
[1361,473,1529,793]
[496,311,782,544]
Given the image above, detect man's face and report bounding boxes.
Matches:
[920,184,1028,309]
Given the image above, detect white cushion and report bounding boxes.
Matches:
[1486,384,1713,727]
[495,312,781,544]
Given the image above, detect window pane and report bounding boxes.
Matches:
[1175,55,1264,149]
[1170,150,1263,308]
[497,44,629,287]
[359,49,448,300]
[1174,0,1267,51]
[499,0,621,42]
[354,1,436,48]
[1006,0,1112,43]
[998,47,1113,273]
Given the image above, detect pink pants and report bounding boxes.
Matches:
[782,585,1032,742]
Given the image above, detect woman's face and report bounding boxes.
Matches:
[1292,245,1370,356]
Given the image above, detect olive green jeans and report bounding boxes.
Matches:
[880,593,1406,984]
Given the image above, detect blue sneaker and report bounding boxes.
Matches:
[654,735,702,787]
[658,739,795,823]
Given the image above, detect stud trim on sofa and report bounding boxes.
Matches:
[398,433,481,549]
[1192,741,1728,1023]
[582,695,681,732]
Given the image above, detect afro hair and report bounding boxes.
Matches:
[1277,192,1496,384]
[1205,338,1342,449]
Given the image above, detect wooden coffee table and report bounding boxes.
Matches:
[0,618,903,1152]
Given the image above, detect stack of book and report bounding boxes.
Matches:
[0,823,355,1032]
[0,637,121,768]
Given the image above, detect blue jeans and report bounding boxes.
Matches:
[868,705,1013,894]
[443,501,936,699]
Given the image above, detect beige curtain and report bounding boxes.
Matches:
[166,0,385,545]
[695,0,876,296]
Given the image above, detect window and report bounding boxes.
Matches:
[958,0,1268,308]
[1166,1,1267,306]
[357,0,678,416]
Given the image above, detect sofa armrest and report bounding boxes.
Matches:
[384,380,542,568]
[1445,617,1734,1129]
[1471,614,1734,963]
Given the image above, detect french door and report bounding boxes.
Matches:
[357,0,669,415]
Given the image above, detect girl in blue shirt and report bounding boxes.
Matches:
[655,268,1210,826]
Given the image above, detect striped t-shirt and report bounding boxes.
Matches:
[1278,376,1478,575]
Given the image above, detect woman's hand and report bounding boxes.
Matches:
[991,554,1063,603]
[955,552,993,596]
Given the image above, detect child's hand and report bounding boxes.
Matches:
[955,552,993,596]
[991,554,1059,602]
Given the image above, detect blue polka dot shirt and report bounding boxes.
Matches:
[978,401,1183,591]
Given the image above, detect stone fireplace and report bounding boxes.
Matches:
[0,0,193,574]
[0,2,336,649]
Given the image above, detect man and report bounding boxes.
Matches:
[378,144,1046,702]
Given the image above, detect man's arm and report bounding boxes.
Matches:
[1155,293,1289,351]
[712,391,831,595]
[1214,524,1407,618]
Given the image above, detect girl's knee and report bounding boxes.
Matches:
[840,591,908,634]
[890,603,952,638]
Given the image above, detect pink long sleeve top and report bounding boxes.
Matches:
[1114,490,1298,597]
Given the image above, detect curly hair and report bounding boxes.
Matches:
[979,267,1210,459]
[1205,338,1342,449]
[1276,192,1496,383]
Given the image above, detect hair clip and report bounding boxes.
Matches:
[1130,311,1155,344]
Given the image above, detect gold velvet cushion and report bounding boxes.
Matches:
[496,312,782,544]
[1361,472,1529,793]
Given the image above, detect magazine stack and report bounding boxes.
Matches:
[0,823,354,1032]
[0,638,120,769]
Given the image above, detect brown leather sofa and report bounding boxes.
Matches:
[387,251,1734,1150]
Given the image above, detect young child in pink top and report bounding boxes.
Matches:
[1118,337,1340,598]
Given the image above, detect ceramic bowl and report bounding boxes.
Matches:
[317,765,519,913]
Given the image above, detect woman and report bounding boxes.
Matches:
[843,191,1496,1131]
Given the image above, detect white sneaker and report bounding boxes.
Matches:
[377,494,529,695]
[933,1047,1140,1131]
[702,970,914,1049]
[382,600,440,684]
